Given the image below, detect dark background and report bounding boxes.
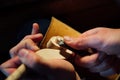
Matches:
[0,0,120,79]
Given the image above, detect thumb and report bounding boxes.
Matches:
[64,35,101,50]
[64,28,104,50]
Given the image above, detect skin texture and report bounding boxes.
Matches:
[1,23,120,79]
[0,23,80,80]
[64,27,120,76]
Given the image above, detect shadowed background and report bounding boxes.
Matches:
[0,0,120,79]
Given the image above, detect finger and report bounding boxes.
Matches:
[30,23,42,45]
[64,36,86,50]
[10,39,40,57]
[64,28,105,50]
[74,53,99,68]
[31,23,40,35]
[23,33,43,43]
[64,34,103,50]
[0,56,21,76]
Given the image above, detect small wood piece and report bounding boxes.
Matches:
[36,49,66,60]
[46,36,63,49]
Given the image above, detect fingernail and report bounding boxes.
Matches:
[64,36,72,41]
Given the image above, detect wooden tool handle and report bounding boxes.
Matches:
[6,64,26,80]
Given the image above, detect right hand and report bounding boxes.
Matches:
[64,27,120,76]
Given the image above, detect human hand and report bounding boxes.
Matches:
[10,23,43,57]
[1,48,80,80]
[64,27,120,76]
[0,23,42,78]
[0,23,80,80]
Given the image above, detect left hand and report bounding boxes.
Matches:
[0,23,80,80]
